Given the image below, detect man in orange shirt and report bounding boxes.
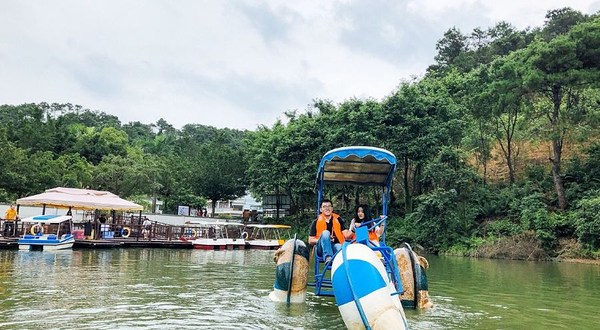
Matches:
[308,199,349,263]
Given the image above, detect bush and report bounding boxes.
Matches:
[574,193,600,249]
[564,143,600,206]
[550,212,575,237]
[486,218,522,238]
[403,188,464,252]
[523,164,553,192]
[507,192,565,254]
[509,192,546,230]
[385,215,420,248]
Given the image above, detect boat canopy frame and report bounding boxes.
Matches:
[315,146,396,235]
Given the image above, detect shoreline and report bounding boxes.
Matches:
[556,257,600,265]
[440,251,600,265]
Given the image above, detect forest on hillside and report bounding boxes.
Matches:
[1,8,599,258]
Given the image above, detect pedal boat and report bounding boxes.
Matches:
[18,215,75,251]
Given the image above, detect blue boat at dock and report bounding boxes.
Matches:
[18,215,74,251]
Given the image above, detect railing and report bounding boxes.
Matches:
[0,219,19,238]
[1,217,248,243]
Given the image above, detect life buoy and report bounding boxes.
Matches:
[241,231,249,240]
[31,224,43,235]
[121,227,131,238]
[188,229,197,238]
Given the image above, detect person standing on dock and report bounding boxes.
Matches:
[3,204,19,237]
[142,217,152,239]
[84,211,93,239]
[308,199,349,263]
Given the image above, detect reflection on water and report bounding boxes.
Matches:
[0,249,599,329]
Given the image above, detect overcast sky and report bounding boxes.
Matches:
[1,1,599,130]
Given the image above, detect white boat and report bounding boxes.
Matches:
[224,223,246,250]
[188,220,228,250]
[187,221,248,250]
[246,224,290,250]
[18,215,75,251]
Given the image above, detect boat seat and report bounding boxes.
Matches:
[47,235,57,239]
[24,234,35,239]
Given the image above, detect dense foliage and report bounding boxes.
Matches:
[244,9,600,257]
[1,8,599,257]
[0,103,248,216]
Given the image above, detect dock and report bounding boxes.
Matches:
[0,237,193,250]
[75,239,192,249]
[0,237,18,249]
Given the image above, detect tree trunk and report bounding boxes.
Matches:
[506,141,515,184]
[496,115,516,184]
[550,144,566,210]
[478,121,489,185]
[403,156,412,213]
[413,163,422,195]
[211,200,217,217]
[152,190,157,214]
[550,88,567,210]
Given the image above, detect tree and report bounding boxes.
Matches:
[381,78,464,213]
[456,69,494,183]
[0,129,30,198]
[522,17,600,209]
[245,122,289,218]
[543,7,587,40]
[429,27,468,74]
[91,149,155,197]
[55,153,93,188]
[483,54,528,184]
[193,135,247,217]
[122,121,156,142]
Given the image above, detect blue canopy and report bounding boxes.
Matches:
[316,146,397,187]
[21,215,72,224]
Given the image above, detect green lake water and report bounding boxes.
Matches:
[0,249,598,329]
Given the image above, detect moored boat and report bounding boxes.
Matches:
[188,220,228,250]
[246,224,290,250]
[18,215,75,251]
[224,223,246,250]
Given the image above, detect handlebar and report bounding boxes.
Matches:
[353,216,387,230]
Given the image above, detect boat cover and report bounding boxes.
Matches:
[16,187,143,211]
[20,214,72,224]
[316,146,396,186]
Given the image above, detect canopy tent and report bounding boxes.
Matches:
[16,187,143,211]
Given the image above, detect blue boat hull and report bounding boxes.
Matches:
[18,234,75,251]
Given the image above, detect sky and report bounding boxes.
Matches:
[1,0,599,130]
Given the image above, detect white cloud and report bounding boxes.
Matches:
[0,0,597,130]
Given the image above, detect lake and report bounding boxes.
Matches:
[0,249,598,329]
